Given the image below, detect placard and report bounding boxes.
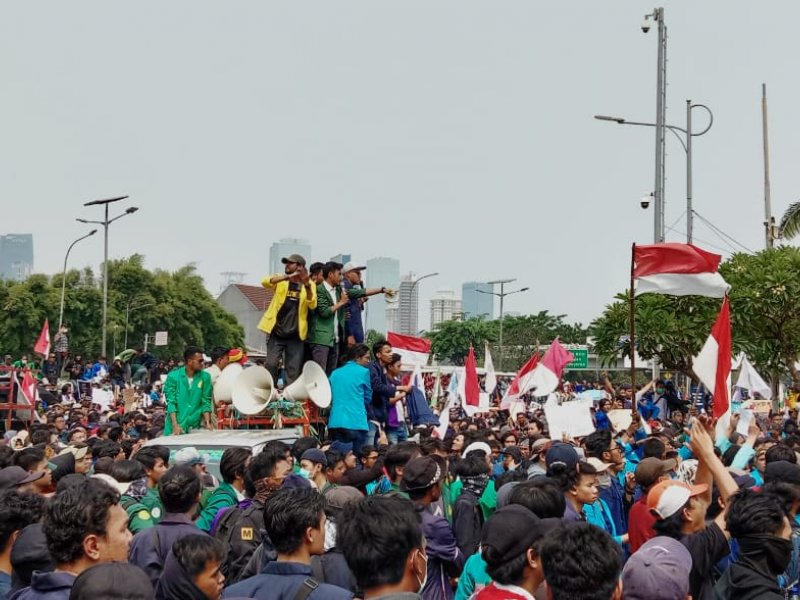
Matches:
[545,400,595,439]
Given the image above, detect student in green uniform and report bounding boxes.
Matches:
[163,346,213,436]
[196,447,251,532]
[112,459,157,534]
[121,446,169,532]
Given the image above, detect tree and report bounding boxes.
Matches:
[0,256,243,359]
[426,317,495,366]
[779,201,800,239]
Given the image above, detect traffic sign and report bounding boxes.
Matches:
[567,348,589,369]
[154,331,168,346]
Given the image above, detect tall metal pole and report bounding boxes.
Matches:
[762,83,774,249]
[58,230,97,331]
[653,7,667,243]
[498,282,506,371]
[686,99,693,244]
[102,203,109,357]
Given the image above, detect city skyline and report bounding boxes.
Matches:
[0,234,34,282]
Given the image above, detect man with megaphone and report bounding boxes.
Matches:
[258,254,317,385]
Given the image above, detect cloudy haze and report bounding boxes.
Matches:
[2,1,798,330]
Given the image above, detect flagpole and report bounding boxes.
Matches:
[630,243,637,415]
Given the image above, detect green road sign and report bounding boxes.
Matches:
[567,348,589,369]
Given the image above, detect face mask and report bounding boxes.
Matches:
[415,549,428,593]
[739,534,793,575]
[299,468,312,480]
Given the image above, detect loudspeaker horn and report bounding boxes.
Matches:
[214,363,243,403]
[283,361,332,408]
[232,366,276,415]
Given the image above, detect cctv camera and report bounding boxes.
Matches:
[641,19,651,33]
[640,196,651,209]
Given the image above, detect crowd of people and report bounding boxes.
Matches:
[1,251,799,599]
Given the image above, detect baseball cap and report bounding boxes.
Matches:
[324,485,363,510]
[530,438,551,456]
[501,446,523,464]
[764,460,800,485]
[401,456,443,492]
[481,505,561,565]
[342,262,366,274]
[301,448,328,466]
[329,441,354,456]
[545,442,579,470]
[622,536,692,600]
[461,441,491,459]
[635,457,677,489]
[173,447,208,467]
[585,457,613,472]
[0,466,44,491]
[647,480,708,520]
[281,254,306,266]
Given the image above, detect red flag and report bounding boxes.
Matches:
[502,353,541,408]
[20,370,38,404]
[387,331,431,366]
[634,243,730,298]
[522,339,574,397]
[463,346,480,407]
[34,319,50,357]
[693,297,731,418]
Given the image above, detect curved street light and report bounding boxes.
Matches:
[58,230,98,331]
[477,279,530,370]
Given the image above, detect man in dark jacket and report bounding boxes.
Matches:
[223,488,353,599]
[129,466,206,587]
[714,489,792,600]
[401,456,465,600]
[368,341,411,445]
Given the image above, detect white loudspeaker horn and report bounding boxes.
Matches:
[283,361,332,408]
[232,366,276,415]
[214,363,243,403]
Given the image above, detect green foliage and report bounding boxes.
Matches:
[0,255,243,359]
[779,201,800,239]
[425,312,588,371]
[590,246,800,386]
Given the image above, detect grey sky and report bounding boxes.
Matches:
[2,2,798,332]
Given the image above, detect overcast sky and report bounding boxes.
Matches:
[3,1,799,331]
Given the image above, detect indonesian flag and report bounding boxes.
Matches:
[522,339,574,398]
[387,332,431,366]
[19,370,38,404]
[501,352,540,409]
[693,297,731,419]
[459,346,481,416]
[34,319,50,357]
[634,243,730,298]
[483,341,497,395]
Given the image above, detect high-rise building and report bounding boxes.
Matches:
[0,234,33,281]
[268,238,312,275]
[329,253,352,265]
[462,281,494,319]
[430,289,462,329]
[364,257,400,334]
[397,274,419,335]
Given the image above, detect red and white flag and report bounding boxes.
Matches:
[501,352,540,409]
[459,346,481,416]
[693,297,731,419]
[387,332,431,366]
[634,243,730,298]
[522,339,574,398]
[19,370,38,404]
[34,319,50,357]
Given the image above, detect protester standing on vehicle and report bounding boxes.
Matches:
[164,346,213,436]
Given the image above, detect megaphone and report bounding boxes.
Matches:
[214,363,243,403]
[232,366,276,415]
[283,361,332,408]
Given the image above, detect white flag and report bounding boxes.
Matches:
[484,342,497,395]
[735,355,772,400]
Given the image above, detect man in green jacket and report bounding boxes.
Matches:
[164,346,212,435]
[196,447,251,532]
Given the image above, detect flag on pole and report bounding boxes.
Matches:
[19,370,38,404]
[434,370,460,439]
[34,319,50,357]
[483,342,497,395]
[501,352,540,409]
[458,346,481,416]
[735,355,772,400]
[521,339,574,398]
[693,297,731,419]
[387,332,431,366]
[634,243,730,298]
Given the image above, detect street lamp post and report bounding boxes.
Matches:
[477,279,529,370]
[124,298,155,349]
[58,229,98,332]
[406,272,438,334]
[77,195,138,357]
[594,101,713,244]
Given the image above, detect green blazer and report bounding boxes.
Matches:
[163,366,212,435]
[307,283,365,347]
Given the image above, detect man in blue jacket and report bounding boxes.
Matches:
[368,341,411,446]
[328,345,372,457]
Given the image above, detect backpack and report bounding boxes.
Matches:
[214,501,268,585]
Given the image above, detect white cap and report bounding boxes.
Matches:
[342,262,366,274]
[173,447,208,467]
[461,441,492,459]
[585,457,613,472]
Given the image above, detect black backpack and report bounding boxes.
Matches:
[214,501,267,585]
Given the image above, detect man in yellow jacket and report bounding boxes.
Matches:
[258,253,317,385]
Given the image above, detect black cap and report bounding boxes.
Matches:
[765,460,800,485]
[0,466,44,491]
[501,446,523,464]
[401,456,443,492]
[281,254,306,266]
[481,505,561,565]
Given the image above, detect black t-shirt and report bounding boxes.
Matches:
[681,521,730,600]
[272,282,301,339]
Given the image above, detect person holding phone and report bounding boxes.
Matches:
[259,254,317,385]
